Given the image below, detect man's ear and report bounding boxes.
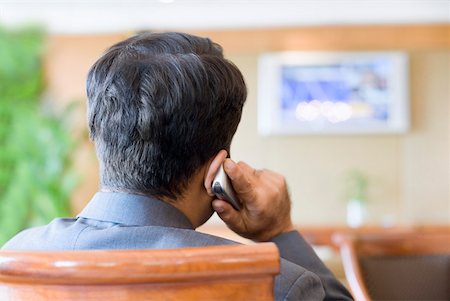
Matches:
[204,149,228,196]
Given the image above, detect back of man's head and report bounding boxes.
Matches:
[86,32,247,200]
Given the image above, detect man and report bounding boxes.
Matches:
[2,32,352,300]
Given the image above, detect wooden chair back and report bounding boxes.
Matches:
[0,243,280,301]
[333,231,450,301]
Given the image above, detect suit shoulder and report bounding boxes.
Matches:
[1,218,80,250]
[275,259,325,301]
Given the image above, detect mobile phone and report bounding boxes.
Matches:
[212,164,241,211]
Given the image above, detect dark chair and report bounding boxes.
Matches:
[333,232,450,301]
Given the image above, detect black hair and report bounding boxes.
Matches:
[86,32,247,199]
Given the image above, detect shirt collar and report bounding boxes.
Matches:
[77,191,194,229]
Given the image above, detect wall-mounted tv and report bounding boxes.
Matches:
[258,52,409,135]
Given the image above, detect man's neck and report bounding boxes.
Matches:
[163,169,214,228]
[100,169,213,229]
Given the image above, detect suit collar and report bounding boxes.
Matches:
[77,192,194,229]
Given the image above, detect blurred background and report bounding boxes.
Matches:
[0,0,448,248]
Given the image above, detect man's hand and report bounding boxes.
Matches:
[211,159,295,242]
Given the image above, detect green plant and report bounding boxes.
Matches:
[344,170,369,203]
[0,26,78,245]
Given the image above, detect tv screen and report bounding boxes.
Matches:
[258,52,409,135]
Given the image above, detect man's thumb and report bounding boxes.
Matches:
[212,199,240,224]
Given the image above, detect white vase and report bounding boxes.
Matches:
[346,199,367,228]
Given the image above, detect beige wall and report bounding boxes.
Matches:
[44,26,449,226]
[227,51,449,226]
[400,51,449,224]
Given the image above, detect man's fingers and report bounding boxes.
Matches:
[223,159,255,199]
[235,161,255,174]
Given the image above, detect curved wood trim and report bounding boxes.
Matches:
[333,234,371,301]
[0,243,280,285]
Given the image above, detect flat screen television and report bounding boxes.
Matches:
[258,52,409,135]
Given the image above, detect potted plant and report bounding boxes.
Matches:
[344,170,369,228]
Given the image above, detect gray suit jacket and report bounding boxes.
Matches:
[2,192,352,301]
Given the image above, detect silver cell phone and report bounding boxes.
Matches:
[212,164,241,211]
